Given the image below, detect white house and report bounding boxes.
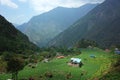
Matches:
[70,58,81,64]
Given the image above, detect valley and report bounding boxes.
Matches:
[0,0,120,80]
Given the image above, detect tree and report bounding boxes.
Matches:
[7,57,25,80]
[2,51,14,61]
[75,39,98,48]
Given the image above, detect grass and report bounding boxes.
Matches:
[0,48,115,80]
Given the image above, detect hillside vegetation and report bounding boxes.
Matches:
[0,15,38,54]
[0,49,119,80]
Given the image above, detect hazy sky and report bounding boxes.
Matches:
[0,0,104,25]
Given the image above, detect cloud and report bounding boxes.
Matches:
[18,0,27,3]
[29,0,104,13]
[8,14,29,24]
[0,0,18,8]
[30,0,59,13]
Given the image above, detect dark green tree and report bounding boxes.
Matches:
[7,58,25,80]
[75,39,98,48]
[2,52,14,61]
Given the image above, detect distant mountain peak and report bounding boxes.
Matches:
[17,4,98,47]
[48,0,120,48]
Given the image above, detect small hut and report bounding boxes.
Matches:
[70,58,81,64]
[57,56,65,59]
[68,58,83,67]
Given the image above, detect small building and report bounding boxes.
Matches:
[105,49,110,52]
[42,58,49,63]
[57,56,65,59]
[114,48,120,54]
[70,58,81,64]
[68,58,83,67]
[90,54,96,58]
[88,45,92,49]
[114,50,120,55]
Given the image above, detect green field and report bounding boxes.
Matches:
[0,49,116,80]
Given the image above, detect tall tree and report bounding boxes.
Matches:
[7,57,25,80]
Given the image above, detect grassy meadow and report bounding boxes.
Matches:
[0,49,117,80]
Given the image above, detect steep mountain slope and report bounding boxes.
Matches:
[48,0,120,48]
[17,4,97,47]
[0,15,38,54]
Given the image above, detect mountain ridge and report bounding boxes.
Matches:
[0,15,38,54]
[48,0,120,48]
[17,4,98,47]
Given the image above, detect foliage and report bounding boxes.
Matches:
[1,52,14,61]
[100,55,120,80]
[0,15,38,54]
[0,59,7,73]
[75,39,98,48]
[0,49,115,80]
[6,56,25,80]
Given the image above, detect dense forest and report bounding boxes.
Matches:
[0,15,38,54]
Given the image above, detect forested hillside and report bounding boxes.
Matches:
[0,15,38,54]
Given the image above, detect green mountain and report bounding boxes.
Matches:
[0,15,38,54]
[48,0,120,48]
[17,4,97,47]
